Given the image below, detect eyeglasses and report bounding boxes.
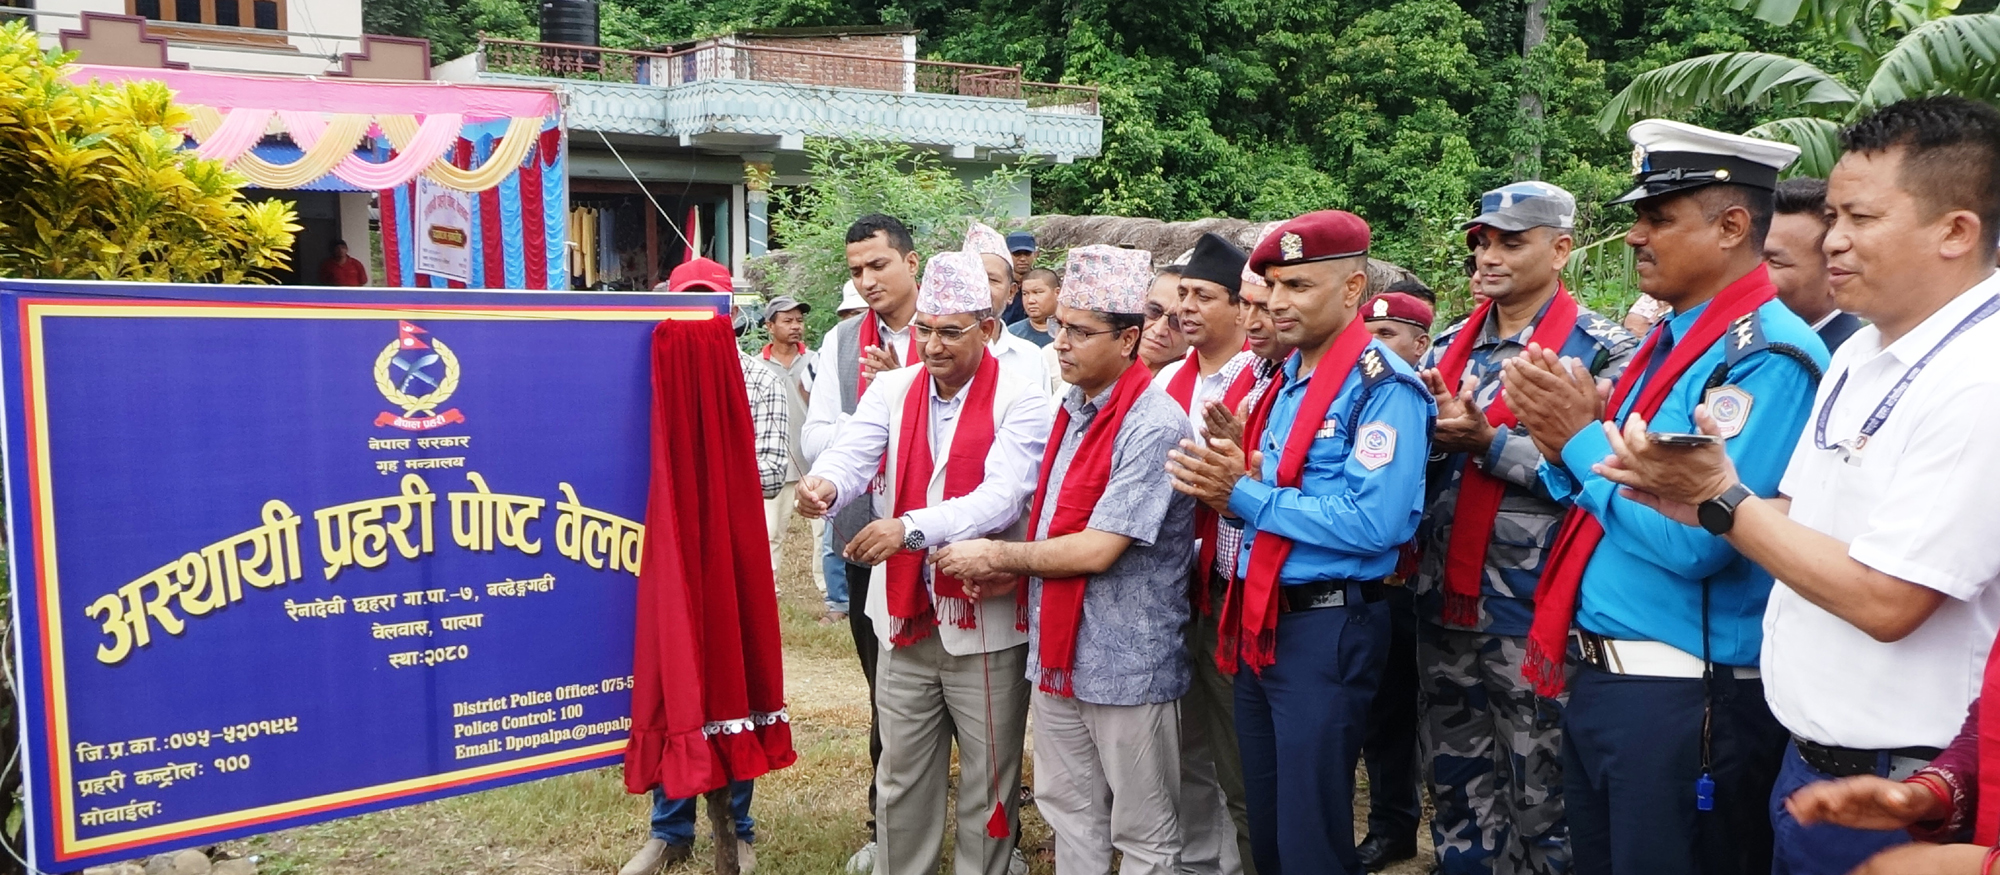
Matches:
[1143,303,1182,329]
[1050,319,1121,341]
[913,323,980,343]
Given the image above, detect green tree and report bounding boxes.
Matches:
[364,0,536,59]
[0,22,299,283]
[0,21,300,864]
[761,139,1025,342]
[1599,0,2000,175]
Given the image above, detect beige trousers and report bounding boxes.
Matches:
[1032,691,1184,875]
[875,637,1030,875]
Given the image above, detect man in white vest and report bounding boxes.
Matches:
[799,249,1053,875]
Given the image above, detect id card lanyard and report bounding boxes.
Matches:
[1813,295,2000,461]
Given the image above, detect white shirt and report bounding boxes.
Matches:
[990,329,1052,397]
[1044,342,1068,397]
[809,365,1051,547]
[1763,272,2000,750]
[801,314,913,466]
[1152,349,1256,437]
[808,364,1050,656]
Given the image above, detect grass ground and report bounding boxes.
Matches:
[242,517,1434,874]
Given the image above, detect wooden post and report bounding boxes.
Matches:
[705,786,739,875]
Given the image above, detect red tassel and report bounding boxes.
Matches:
[1523,638,1566,698]
[1037,667,1074,698]
[1442,591,1480,628]
[986,801,1010,839]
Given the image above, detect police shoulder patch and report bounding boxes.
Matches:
[1704,384,1754,439]
[1355,420,1397,470]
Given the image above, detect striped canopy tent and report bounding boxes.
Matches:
[69,66,568,290]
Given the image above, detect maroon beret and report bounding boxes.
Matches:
[1247,210,1371,275]
[1362,292,1434,329]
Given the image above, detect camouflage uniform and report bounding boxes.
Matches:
[1413,302,1636,875]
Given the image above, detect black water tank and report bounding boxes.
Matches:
[540,0,599,47]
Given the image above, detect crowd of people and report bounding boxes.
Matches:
[624,94,2000,875]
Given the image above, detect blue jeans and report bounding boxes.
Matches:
[650,780,756,846]
[1769,740,1908,875]
[822,523,849,612]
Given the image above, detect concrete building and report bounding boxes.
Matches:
[438,27,1103,287]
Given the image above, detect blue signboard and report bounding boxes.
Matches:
[0,280,729,870]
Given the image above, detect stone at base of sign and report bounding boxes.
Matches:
[95,849,257,875]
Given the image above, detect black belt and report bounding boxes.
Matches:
[1794,736,1943,779]
[1277,578,1384,613]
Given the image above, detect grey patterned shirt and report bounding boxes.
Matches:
[1025,381,1196,706]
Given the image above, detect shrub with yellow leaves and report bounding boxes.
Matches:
[0,20,300,283]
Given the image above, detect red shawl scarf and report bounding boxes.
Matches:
[1218,316,1375,675]
[1185,364,1264,611]
[1522,267,1776,697]
[1432,287,1579,626]
[886,352,1001,646]
[626,316,796,799]
[1164,349,1202,407]
[1976,638,2000,843]
[858,312,919,390]
[1029,360,1156,696]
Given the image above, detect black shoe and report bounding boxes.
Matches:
[1355,833,1418,872]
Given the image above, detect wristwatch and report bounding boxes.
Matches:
[901,515,927,551]
[1697,482,1755,536]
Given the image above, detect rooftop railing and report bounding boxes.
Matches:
[478,36,1099,115]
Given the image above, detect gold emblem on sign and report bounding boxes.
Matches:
[1280,232,1304,262]
[375,338,461,418]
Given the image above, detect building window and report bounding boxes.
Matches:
[129,0,286,31]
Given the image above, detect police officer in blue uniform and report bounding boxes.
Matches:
[1168,210,1434,875]
[1499,120,1830,875]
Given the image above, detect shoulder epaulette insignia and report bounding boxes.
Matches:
[1360,347,1389,382]
[1723,310,1769,366]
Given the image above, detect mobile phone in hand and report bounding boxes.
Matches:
[1647,432,1723,447]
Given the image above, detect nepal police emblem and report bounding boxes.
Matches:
[1355,420,1397,471]
[1704,385,1752,440]
[374,320,466,431]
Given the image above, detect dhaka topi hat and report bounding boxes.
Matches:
[963,221,1011,262]
[1060,245,1153,315]
[917,250,992,316]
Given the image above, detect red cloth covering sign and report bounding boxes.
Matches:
[624,317,796,798]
